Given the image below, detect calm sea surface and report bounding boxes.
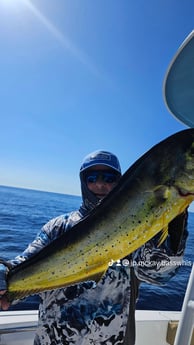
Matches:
[0,185,193,311]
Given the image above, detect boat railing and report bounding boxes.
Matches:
[0,324,37,334]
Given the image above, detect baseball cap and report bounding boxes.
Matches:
[80,150,121,174]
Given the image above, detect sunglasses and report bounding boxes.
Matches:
[85,170,119,184]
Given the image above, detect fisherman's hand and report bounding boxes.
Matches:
[0,264,10,310]
[0,292,10,310]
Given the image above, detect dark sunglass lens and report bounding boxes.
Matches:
[85,171,118,184]
[103,173,117,183]
[86,174,97,183]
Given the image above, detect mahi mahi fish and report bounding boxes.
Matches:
[5,128,194,302]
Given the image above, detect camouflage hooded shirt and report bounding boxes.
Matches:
[9,210,188,345]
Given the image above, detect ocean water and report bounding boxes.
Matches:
[0,185,193,311]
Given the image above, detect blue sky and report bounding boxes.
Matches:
[0,0,194,211]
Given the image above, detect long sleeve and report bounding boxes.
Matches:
[8,214,70,268]
[8,210,83,269]
[132,210,188,285]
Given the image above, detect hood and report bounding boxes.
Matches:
[79,150,121,216]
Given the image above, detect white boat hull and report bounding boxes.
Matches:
[0,310,183,345]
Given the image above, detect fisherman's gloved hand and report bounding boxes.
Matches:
[168,208,188,255]
[0,263,10,310]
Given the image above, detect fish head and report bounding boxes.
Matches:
[174,140,194,198]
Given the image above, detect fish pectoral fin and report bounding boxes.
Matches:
[157,226,168,247]
[154,185,171,202]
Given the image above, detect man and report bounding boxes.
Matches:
[0,150,188,345]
